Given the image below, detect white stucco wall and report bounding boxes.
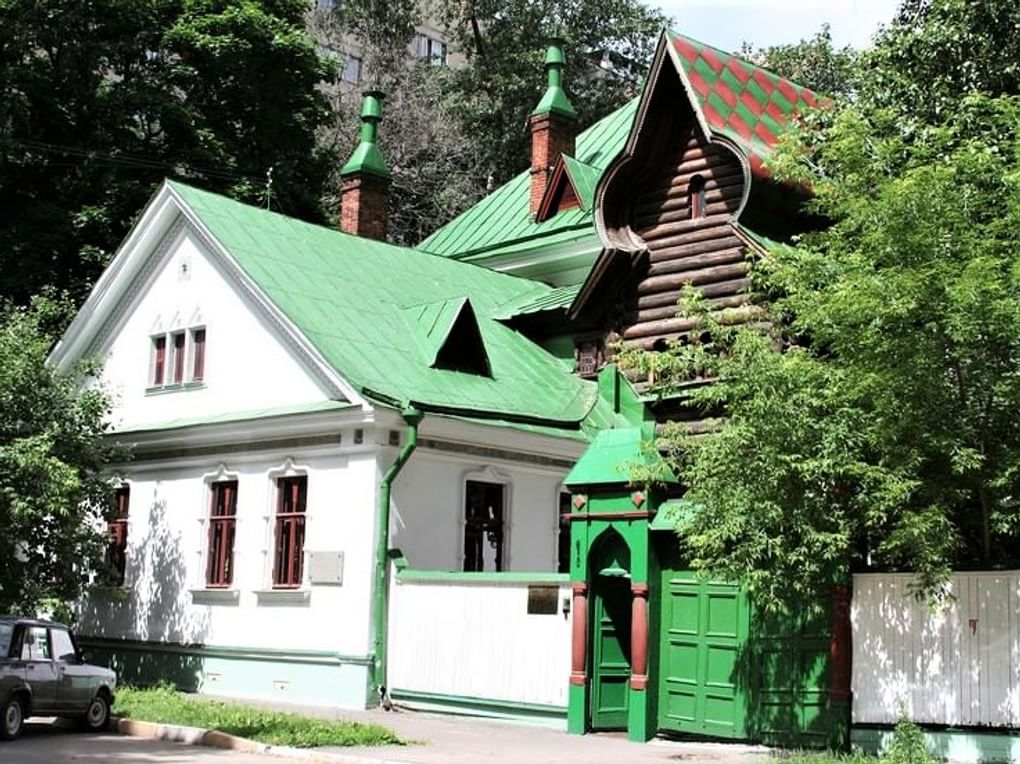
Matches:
[79,446,378,657]
[390,447,568,572]
[98,225,331,432]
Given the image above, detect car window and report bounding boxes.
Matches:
[51,628,77,662]
[21,626,51,660]
[0,623,11,657]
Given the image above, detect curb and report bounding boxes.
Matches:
[112,717,414,764]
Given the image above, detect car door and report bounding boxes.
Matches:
[0,623,27,704]
[51,627,93,712]
[20,626,59,714]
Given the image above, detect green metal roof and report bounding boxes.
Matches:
[649,499,697,532]
[418,30,816,265]
[168,181,618,430]
[563,426,676,487]
[498,284,581,319]
[418,99,638,261]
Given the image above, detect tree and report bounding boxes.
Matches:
[440,0,670,189]
[0,299,120,615]
[740,25,859,98]
[0,0,338,305]
[620,95,1020,609]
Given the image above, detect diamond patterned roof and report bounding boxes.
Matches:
[668,31,819,178]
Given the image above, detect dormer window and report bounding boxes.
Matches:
[149,327,207,389]
[689,174,706,219]
[575,337,605,379]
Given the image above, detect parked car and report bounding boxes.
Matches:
[0,616,116,741]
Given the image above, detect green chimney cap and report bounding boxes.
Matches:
[341,91,391,179]
[531,39,578,120]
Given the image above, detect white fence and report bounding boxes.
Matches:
[852,571,1020,727]
[388,572,571,709]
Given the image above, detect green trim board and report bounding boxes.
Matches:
[391,689,566,726]
[113,400,357,434]
[77,636,373,667]
[78,636,372,708]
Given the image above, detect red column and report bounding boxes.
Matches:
[830,584,852,702]
[570,582,588,686]
[630,583,649,690]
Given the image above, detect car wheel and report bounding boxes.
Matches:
[82,693,110,732]
[1,695,24,741]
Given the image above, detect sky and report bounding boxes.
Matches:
[653,0,902,51]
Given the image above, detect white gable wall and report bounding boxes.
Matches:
[98,223,332,432]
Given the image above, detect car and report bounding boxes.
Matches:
[0,616,116,741]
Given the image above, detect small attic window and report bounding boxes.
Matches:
[434,309,492,376]
[689,174,706,220]
[575,337,605,379]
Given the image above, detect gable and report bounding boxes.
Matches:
[94,221,338,433]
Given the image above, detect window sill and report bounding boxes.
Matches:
[190,588,241,605]
[145,381,206,396]
[254,588,310,605]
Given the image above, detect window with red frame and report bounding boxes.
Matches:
[192,328,206,381]
[151,336,167,386]
[273,476,307,588]
[170,331,186,383]
[107,485,130,586]
[206,481,238,587]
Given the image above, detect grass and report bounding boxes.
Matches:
[772,753,876,764]
[113,685,404,748]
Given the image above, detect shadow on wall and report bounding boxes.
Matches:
[78,489,210,691]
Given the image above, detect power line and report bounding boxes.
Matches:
[0,136,267,184]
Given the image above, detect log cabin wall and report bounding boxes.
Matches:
[618,128,749,351]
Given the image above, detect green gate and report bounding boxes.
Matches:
[656,548,837,745]
[658,569,749,738]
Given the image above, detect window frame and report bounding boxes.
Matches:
[689,173,707,220]
[461,468,512,573]
[191,327,206,382]
[148,326,207,390]
[272,475,308,589]
[107,484,130,587]
[206,480,238,588]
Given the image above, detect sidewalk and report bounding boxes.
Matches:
[316,705,772,764]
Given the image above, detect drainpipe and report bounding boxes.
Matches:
[372,405,422,708]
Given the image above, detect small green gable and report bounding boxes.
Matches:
[564,427,676,488]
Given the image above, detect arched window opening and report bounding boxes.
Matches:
[689,174,706,220]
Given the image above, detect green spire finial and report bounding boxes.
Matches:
[340,90,390,179]
[531,38,577,120]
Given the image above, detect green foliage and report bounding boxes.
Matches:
[741,25,859,98]
[115,684,404,747]
[623,93,1020,608]
[0,0,338,304]
[860,0,1020,126]
[884,717,936,764]
[0,298,120,614]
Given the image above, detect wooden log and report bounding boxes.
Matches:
[639,172,744,206]
[636,263,750,296]
[624,293,754,324]
[622,304,764,340]
[635,184,741,218]
[632,277,754,310]
[648,234,744,260]
[647,246,746,274]
[633,199,740,229]
[638,218,733,244]
[642,153,733,186]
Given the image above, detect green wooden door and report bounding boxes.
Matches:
[658,570,749,738]
[589,575,631,730]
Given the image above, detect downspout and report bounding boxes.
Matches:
[372,404,422,708]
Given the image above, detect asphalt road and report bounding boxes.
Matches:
[1,718,311,763]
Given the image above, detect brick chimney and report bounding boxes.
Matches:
[340,91,390,241]
[529,40,578,218]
